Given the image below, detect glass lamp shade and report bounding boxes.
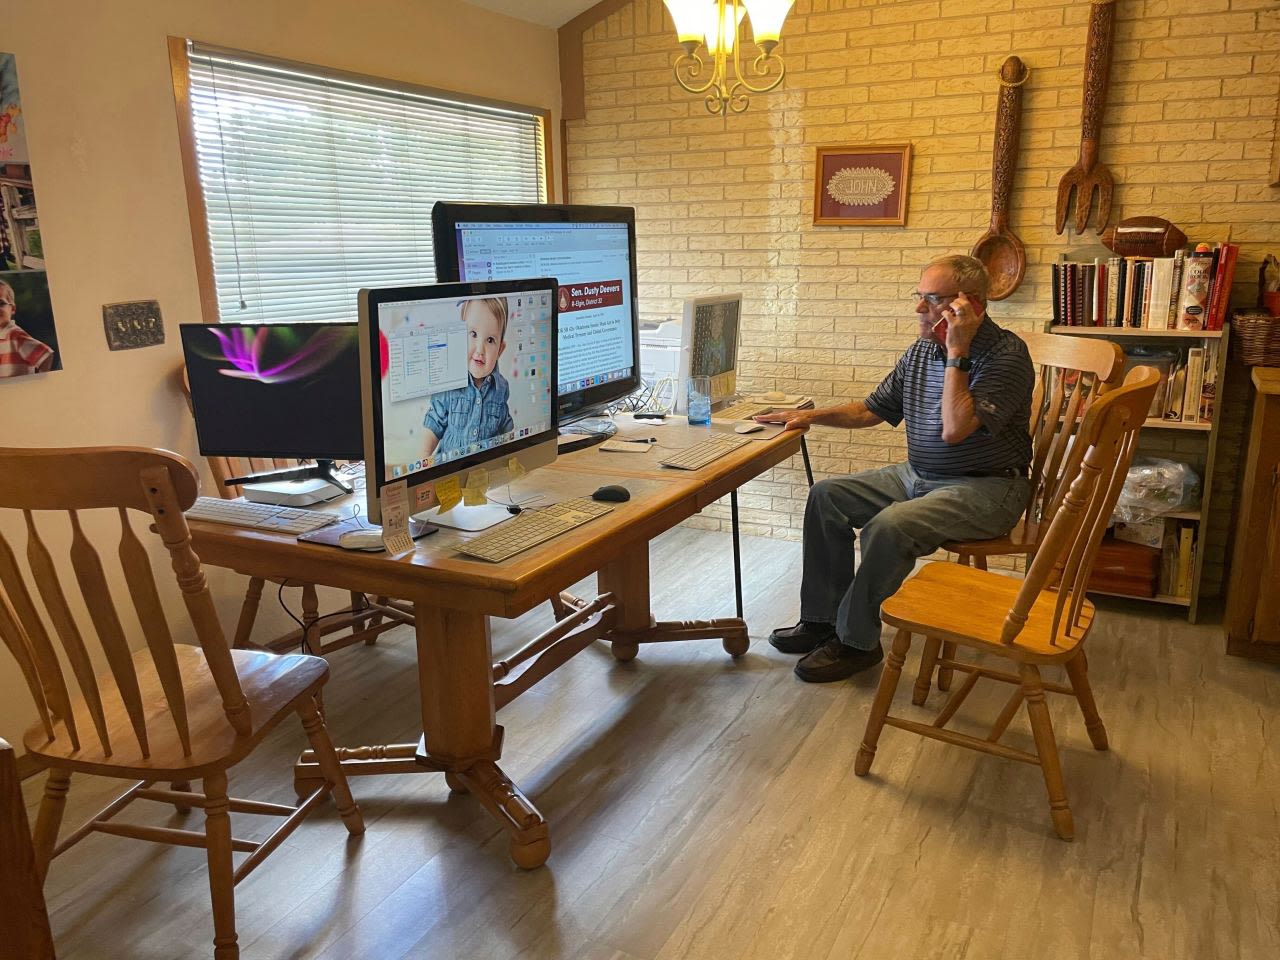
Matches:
[705,2,747,55]
[744,0,793,45]
[662,0,706,45]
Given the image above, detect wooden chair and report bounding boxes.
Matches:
[855,368,1160,840]
[178,365,413,655]
[1,738,55,959]
[919,333,1126,699]
[0,446,364,959]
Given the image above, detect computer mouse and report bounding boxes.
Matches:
[591,484,631,503]
[734,422,765,434]
[337,528,386,551]
[762,390,787,402]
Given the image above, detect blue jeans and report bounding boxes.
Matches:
[799,463,1029,651]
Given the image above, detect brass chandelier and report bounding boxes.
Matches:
[662,1,794,115]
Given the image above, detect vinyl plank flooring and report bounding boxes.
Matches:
[25,528,1280,960]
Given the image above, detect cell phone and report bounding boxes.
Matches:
[931,315,948,345]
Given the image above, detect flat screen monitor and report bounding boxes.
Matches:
[179,321,364,462]
[431,202,640,428]
[676,293,742,413]
[359,278,559,529]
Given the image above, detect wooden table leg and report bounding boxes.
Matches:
[414,602,549,868]
[599,545,750,658]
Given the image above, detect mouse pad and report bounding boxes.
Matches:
[297,516,437,550]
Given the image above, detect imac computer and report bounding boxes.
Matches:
[676,293,743,413]
[179,321,363,504]
[359,277,559,531]
[430,202,639,449]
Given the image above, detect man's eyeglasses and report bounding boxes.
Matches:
[909,292,957,307]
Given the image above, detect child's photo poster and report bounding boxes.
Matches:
[0,51,61,378]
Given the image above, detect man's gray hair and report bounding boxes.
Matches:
[927,254,989,300]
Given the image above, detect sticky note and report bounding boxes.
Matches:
[434,475,462,512]
[507,456,526,481]
[463,468,489,506]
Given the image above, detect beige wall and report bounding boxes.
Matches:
[0,0,560,746]
[567,0,1280,588]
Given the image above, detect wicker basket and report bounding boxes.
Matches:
[1234,310,1280,366]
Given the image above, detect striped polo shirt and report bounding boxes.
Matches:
[864,316,1033,477]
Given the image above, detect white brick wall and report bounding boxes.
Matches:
[567,0,1280,593]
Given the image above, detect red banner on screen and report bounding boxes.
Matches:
[558,279,623,314]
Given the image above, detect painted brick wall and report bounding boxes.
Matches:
[565,0,1280,597]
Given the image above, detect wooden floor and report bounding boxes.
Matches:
[25,527,1280,960]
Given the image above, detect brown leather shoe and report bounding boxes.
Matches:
[768,620,836,654]
[794,638,884,683]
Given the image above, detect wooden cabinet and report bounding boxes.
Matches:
[1225,368,1280,660]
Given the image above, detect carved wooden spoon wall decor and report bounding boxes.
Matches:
[972,55,1029,301]
[1055,0,1119,235]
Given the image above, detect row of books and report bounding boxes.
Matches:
[1125,343,1220,424]
[1052,242,1239,330]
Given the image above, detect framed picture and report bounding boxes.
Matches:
[813,143,912,227]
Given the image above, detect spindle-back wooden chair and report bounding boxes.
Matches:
[918,333,1126,700]
[856,367,1159,840]
[0,446,364,959]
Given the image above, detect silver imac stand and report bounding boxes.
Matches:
[413,501,512,532]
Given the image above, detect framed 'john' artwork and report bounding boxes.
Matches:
[813,144,912,227]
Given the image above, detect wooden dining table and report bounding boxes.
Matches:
[187,418,804,868]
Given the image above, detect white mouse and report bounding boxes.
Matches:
[337,528,386,551]
[735,422,765,434]
[762,390,787,402]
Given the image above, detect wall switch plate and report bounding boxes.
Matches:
[103,301,164,350]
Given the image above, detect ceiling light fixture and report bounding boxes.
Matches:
[662,1,794,115]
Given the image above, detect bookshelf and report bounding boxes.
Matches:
[1046,322,1230,623]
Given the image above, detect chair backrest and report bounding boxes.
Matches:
[177,365,296,500]
[0,446,251,761]
[0,737,56,958]
[1001,366,1161,646]
[1022,332,1126,531]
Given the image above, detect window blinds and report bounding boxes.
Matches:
[185,42,547,324]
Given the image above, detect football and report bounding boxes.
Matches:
[1100,217,1188,258]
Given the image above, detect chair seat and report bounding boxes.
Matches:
[881,561,1094,662]
[24,646,328,779]
[942,518,1041,558]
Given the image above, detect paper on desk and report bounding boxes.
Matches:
[379,480,415,555]
[434,475,462,512]
[463,468,489,506]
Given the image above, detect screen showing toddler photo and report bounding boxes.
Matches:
[376,289,554,481]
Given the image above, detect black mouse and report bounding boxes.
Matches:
[591,484,631,503]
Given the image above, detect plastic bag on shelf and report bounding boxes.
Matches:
[1111,457,1201,523]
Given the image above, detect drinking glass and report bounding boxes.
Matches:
[687,376,712,425]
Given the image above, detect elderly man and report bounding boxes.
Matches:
[762,255,1034,683]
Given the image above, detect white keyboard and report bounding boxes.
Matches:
[458,498,614,563]
[185,497,339,534]
[713,400,776,422]
[659,434,753,471]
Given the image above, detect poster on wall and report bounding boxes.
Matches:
[0,52,60,378]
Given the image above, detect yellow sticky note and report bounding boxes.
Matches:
[507,456,526,481]
[463,468,489,506]
[434,476,462,512]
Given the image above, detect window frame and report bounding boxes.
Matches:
[166,36,555,325]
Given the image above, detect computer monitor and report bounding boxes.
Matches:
[431,202,639,443]
[179,321,363,496]
[359,278,559,530]
[676,293,742,413]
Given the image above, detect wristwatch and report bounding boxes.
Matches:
[945,355,972,372]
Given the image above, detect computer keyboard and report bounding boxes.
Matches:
[659,433,753,471]
[457,498,614,563]
[184,496,340,534]
[713,400,776,421]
